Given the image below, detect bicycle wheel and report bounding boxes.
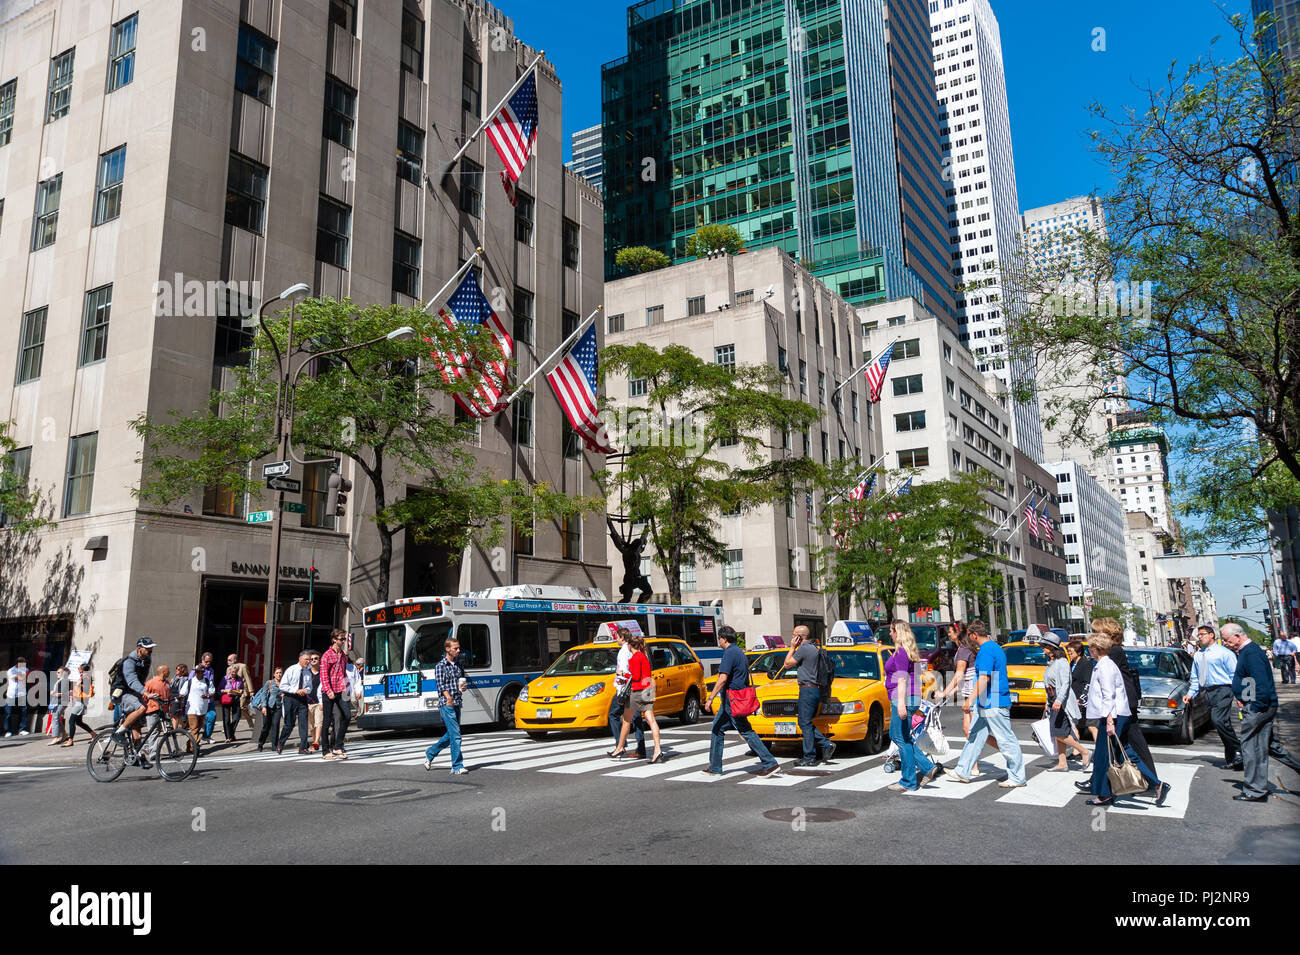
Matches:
[154,728,198,781]
[87,731,126,783]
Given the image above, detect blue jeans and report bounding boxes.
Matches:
[889,702,935,790]
[204,701,217,740]
[608,695,645,755]
[797,686,831,760]
[956,706,1026,784]
[1089,716,1160,797]
[425,705,463,771]
[4,702,27,734]
[710,698,778,772]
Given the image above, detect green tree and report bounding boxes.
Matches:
[1086,591,1147,639]
[0,421,48,533]
[599,343,822,604]
[684,223,745,258]
[133,298,600,602]
[614,246,671,274]
[1006,15,1300,544]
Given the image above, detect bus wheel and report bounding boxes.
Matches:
[679,690,701,725]
[497,687,520,728]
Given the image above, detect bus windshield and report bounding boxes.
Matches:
[366,626,406,674]
[543,647,619,676]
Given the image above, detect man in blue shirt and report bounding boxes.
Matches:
[1273,633,1297,685]
[1222,623,1300,801]
[424,638,468,775]
[951,620,1026,787]
[1182,623,1242,769]
[704,627,781,778]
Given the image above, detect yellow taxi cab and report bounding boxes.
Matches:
[514,635,707,739]
[1001,641,1051,709]
[705,648,791,714]
[746,636,936,754]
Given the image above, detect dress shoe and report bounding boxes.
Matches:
[1233,793,1267,802]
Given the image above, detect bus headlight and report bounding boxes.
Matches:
[572,682,606,701]
[518,686,529,702]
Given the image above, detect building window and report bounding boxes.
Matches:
[301,462,336,529]
[687,295,705,316]
[513,519,534,557]
[897,338,921,359]
[514,391,534,447]
[898,447,930,468]
[15,308,47,384]
[646,305,663,325]
[942,342,952,362]
[323,78,356,148]
[460,52,479,114]
[851,392,859,421]
[628,377,647,398]
[778,347,788,373]
[459,159,483,217]
[736,290,754,305]
[818,372,826,405]
[893,374,924,396]
[225,153,268,234]
[562,513,581,560]
[330,0,357,33]
[235,24,275,105]
[798,360,807,395]
[1,446,33,527]
[562,419,581,460]
[607,312,625,334]
[514,288,534,344]
[106,14,137,92]
[820,431,829,463]
[0,79,15,146]
[214,313,253,367]
[79,285,112,366]
[316,196,351,268]
[401,6,425,78]
[514,191,535,245]
[93,146,126,225]
[723,549,744,589]
[679,553,696,593]
[563,219,580,268]
[32,173,62,250]
[46,49,74,122]
[895,410,926,432]
[392,230,420,298]
[397,121,424,184]
[63,433,98,517]
[788,549,800,588]
[714,344,735,371]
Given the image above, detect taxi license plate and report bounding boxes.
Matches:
[1009,693,1019,704]
[775,722,798,736]
[536,708,552,719]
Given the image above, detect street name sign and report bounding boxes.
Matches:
[247,510,275,524]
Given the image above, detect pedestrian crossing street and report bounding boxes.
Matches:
[202,725,1223,817]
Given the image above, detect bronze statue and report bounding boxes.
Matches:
[607,517,653,604]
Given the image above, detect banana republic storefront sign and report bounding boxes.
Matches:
[229,561,320,581]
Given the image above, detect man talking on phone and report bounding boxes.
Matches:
[782,626,834,767]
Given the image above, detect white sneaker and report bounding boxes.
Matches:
[18,730,29,736]
[450,767,469,775]
[3,732,11,738]
[424,758,433,771]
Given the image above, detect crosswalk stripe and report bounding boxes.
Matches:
[995,767,1086,807]
[1107,763,1198,818]
[385,736,621,769]
[490,737,661,770]
[539,738,691,774]
[664,745,762,782]
[604,740,718,778]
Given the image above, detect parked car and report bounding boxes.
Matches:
[1128,646,1210,744]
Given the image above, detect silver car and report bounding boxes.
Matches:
[1130,647,1211,744]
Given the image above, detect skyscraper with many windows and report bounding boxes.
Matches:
[601,0,956,320]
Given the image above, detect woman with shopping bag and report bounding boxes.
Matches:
[1038,634,1090,771]
[1076,632,1169,807]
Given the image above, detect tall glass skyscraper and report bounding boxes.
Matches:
[602,0,955,320]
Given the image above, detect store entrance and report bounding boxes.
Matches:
[197,579,339,688]
[793,615,825,643]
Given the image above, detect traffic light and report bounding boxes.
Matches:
[326,472,352,518]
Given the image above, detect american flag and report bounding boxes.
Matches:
[1040,512,1055,542]
[863,341,896,403]
[545,324,615,455]
[806,491,814,521]
[487,71,539,185]
[699,618,714,635]
[1023,494,1041,539]
[886,477,912,522]
[847,472,876,526]
[430,271,513,418]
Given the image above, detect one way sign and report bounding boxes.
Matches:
[266,476,302,494]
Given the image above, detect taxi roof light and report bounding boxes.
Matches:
[824,634,856,647]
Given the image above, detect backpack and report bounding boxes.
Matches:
[816,647,836,698]
[107,656,127,691]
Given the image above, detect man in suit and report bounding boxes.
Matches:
[1222,622,1300,802]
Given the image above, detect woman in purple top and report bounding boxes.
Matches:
[218,666,244,743]
[885,622,943,792]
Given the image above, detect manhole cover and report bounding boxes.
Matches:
[336,788,421,801]
[762,807,856,823]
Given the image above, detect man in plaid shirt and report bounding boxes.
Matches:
[319,629,351,759]
[424,638,468,775]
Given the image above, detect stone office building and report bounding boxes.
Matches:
[0,0,607,684]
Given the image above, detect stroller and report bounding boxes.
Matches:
[883,700,947,772]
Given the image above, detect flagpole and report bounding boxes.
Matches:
[993,490,1039,539]
[420,248,484,316]
[824,462,884,506]
[833,336,899,399]
[503,305,601,405]
[441,52,545,179]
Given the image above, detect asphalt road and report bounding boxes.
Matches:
[2,709,1298,865]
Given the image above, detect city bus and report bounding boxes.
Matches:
[356,587,726,732]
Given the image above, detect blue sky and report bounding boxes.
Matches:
[506,0,1267,627]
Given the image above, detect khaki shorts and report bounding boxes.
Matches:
[309,703,324,728]
[630,685,656,714]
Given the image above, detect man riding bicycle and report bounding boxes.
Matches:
[112,638,159,766]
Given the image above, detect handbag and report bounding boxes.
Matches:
[1029,716,1056,758]
[1105,733,1146,796]
[220,692,234,706]
[726,686,760,718]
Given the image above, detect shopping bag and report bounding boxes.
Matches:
[918,708,950,756]
[1030,716,1055,758]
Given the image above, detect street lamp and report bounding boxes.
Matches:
[255,285,414,688]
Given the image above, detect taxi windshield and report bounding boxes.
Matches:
[543,647,618,676]
[1004,644,1049,666]
[772,651,882,682]
[748,650,789,673]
